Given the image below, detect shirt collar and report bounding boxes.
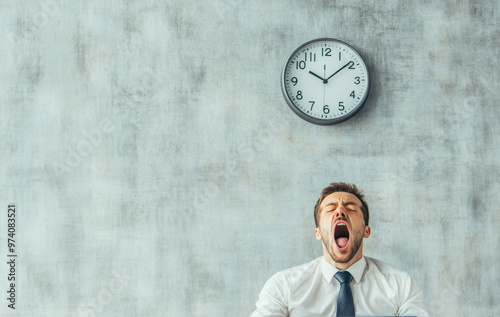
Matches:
[321,256,367,284]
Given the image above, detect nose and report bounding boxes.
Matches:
[334,205,347,219]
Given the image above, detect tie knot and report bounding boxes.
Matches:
[334,271,353,284]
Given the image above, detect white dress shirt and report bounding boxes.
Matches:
[250,256,429,317]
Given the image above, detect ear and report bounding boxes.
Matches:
[363,225,371,238]
[315,227,322,240]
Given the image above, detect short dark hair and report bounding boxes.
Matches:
[313,182,369,227]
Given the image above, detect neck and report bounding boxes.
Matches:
[323,244,364,270]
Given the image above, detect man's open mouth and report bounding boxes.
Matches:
[334,222,350,249]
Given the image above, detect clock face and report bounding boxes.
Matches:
[281,38,370,125]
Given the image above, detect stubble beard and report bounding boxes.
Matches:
[321,225,364,264]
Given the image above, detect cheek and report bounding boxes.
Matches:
[321,214,333,225]
[356,217,366,230]
[322,217,336,231]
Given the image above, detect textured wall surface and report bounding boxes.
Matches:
[0,0,499,316]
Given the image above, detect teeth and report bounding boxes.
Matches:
[337,223,346,226]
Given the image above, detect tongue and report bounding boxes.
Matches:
[336,237,348,248]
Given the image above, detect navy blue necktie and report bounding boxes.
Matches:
[334,271,355,317]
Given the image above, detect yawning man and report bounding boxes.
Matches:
[250,182,430,317]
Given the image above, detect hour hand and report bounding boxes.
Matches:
[309,71,327,83]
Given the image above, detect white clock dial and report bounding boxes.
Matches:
[281,38,370,125]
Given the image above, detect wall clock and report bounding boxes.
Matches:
[281,38,370,125]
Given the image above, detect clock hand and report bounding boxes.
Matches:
[325,61,352,81]
[323,65,326,107]
[309,71,326,83]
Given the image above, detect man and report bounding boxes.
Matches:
[250,182,429,317]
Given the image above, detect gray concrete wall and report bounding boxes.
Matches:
[1,0,498,316]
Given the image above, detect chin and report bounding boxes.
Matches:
[330,247,354,264]
[334,253,353,263]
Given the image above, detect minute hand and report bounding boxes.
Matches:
[325,61,352,81]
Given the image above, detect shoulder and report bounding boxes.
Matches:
[256,257,322,308]
[362,257,416,298]
[362,257,429,314]
[270,257,322,285]
[364,256,412,280]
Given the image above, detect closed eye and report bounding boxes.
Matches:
[322,202,360,213]
[344,203,359,211]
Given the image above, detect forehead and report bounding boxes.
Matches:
[320,191,362,209]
